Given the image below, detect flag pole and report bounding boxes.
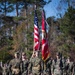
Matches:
[41,9,50,74]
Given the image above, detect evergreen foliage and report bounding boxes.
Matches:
[0,0,51,62]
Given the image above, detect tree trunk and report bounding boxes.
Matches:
[16,2,19,17]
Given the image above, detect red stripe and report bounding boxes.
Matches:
[34,43,39,50]
[34,38,39,42]
[34,33,39,37]
[34,26,39,50]
[34,27,39,31]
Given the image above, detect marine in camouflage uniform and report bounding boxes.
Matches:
[65,57,74,75]
[9,52,21,75]
[28,51,41,75]
[2,64,9,75]
[45,57,52,75]
[0,66,2,75]
[61,57,66,75]
[21,52,29,75]
[73,62,75,75]
[51,52,63,75]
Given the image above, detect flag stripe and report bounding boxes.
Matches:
[34,10,40,51]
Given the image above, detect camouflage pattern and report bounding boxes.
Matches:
[51,52,63,75]
[0,51,75,75]
[28,51,41,75]
[53,59,62,75]
[73,62,75,75]
[66,59,74,75]
[28,56,33,74]
[2,64,9,75]
[61,57,66,75]
[9,53,21,75]
[0,66,2,75]
[21,52,29,75]
[40,61,46,75]
[45,57,52,75]
[22,59,29,75]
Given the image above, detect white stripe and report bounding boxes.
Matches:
[42,33,44,39]
[34,42,39,47]
[34,24,38,28]
[34,29,38,34]
[34,42,39,50]
[34,35,39,39]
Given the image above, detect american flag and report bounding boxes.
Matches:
[33,10,40,51]
[42,10,50,61]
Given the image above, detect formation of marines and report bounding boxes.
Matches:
[0,51,75,75]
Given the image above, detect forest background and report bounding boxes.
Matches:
[0,0,75,63]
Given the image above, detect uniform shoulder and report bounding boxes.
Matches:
[36,57,41,62]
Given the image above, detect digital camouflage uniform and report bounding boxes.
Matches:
[66,61,74,75]
[0,66,2,75]
[40,60,44,75]
[22,59,29,75]
[51,53,63,75]
[28,56,33,74]
[9,53,21,75]
[2,64,9,75]
[46,58,52,75]
[28,52,41,75]
[61,57,66,75]
[73,62,75,75]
